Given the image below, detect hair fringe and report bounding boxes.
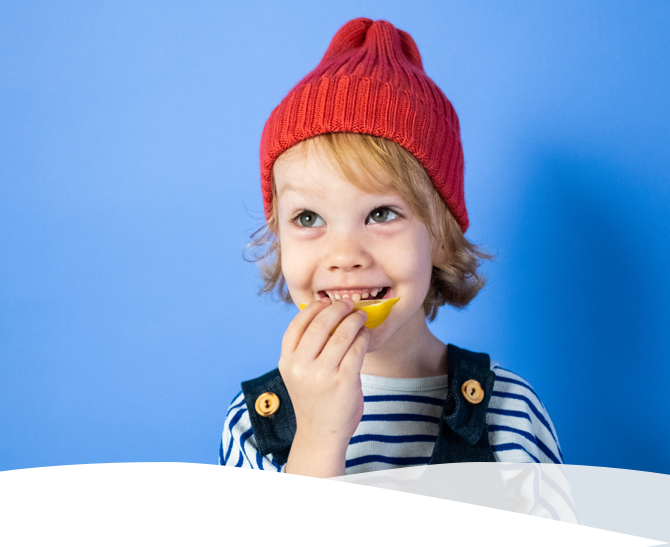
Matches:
[244,133,494,318]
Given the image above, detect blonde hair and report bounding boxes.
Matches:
[245,133,492,320]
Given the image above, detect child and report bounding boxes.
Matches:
[219,18,562,477]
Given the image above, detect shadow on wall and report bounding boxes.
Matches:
[504,150,670,475]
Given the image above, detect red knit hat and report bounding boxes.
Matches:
[260,18,469,232]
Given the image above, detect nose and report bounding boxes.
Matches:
[325,228,372,272]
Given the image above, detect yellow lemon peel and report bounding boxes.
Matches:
[299,297,400,331]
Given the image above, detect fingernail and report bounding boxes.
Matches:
[356,310,368,319]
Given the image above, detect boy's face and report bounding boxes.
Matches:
[273,143,436,353]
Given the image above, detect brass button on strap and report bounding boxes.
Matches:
[461,379,484,404]
[255,392,280,417]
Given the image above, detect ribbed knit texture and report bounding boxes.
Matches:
[260,18,469,232]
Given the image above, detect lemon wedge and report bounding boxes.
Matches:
[299,297,400,330]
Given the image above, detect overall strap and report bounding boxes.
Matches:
[428,344,497,464]
[241,368,296,467]
[241,343,497,468]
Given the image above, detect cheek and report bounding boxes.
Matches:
[388,230,434,284]
[279,237,312,290]
[409,250,434,300]
[392,234,435,308]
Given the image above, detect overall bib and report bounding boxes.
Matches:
[240,344,497,467]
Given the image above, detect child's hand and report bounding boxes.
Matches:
[279,297,370,477]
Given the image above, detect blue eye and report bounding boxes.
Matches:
[368,207,398,224]
[296,210,324,227]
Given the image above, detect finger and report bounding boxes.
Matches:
[281,297,331,358]
[315,309,368,369]
[338,325,370,376]
[293,298,357,361]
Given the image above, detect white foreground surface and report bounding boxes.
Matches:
[0,463,663,546]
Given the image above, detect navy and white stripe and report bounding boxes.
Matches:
[219,391,284,472]
[219,364,563,473]
[343,374,448,474]
[487,364,563,465]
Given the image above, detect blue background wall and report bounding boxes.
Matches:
[1,1,669,474]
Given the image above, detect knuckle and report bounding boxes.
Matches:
[350,331,370,353]
[308,314,329,332]
[349,341,366,357]
[353,331,367,346]
[330,327,352,345]
[330,316,362,343]
[312,367,329,384]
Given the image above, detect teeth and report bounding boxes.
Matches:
[320,288,386,300]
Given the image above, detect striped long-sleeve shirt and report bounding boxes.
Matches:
[219,364,563,473]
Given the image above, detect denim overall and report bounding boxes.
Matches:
[240,344,497,467]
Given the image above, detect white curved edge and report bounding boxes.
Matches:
[331,463,670,544]
[0,463,664,546]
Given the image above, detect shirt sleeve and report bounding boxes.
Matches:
[487,366,580,523]
[486,365,563,465]
[219,391,285,472]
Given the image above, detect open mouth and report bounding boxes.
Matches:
[318,287,389,302]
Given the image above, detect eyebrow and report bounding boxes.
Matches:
[277,182,321,198]
[277,182,297,197]
[277,180,407,207]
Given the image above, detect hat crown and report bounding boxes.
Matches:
[321,18,424,72]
